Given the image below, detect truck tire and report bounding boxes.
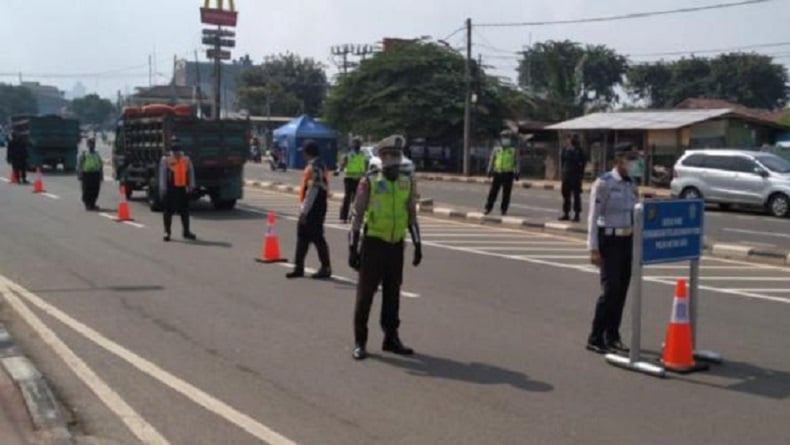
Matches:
[212,199,237,210]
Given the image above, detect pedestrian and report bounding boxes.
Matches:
[286,140,332,279]
[335,137,368,223]
[159,137,197,242]
[348,135,423,360]
[631,149,646,187]
[6,131,28,184]
[484,129,520,216]
[77,137,103,211]
[586,142,639,354]
[559,134,587,222]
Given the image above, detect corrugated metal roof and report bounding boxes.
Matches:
[547,109,732,130]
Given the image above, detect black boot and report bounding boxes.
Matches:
[286,268,304,279]
[382,335,414,355]
[311,268,332,279]
[558,214,570,221]
[572,213,580,222]
[352,344,367,360]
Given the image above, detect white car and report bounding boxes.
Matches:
[361,145,415,176]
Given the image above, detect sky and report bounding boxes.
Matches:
[1,0,788,100]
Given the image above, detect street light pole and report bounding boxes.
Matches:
[462,18,472,176]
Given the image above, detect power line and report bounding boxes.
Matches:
[477,0,775,28]
[629,40,790,57]
[440,25,466,42]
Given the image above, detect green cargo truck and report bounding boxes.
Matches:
[10,115,81,171]
[113,112,250,211]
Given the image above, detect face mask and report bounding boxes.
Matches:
[626,160,639,176]
[383,165,400,181]
[501,138,512,147]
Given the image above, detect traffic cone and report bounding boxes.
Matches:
[115,184,132,221]
[661,279,700,373]
[9,170,17,184]
[255,212,287,263]
[32,168,44,193]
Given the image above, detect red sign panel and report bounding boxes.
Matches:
[200,7,238,27]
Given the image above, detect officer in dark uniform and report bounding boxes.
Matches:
[6,131,28,184]
[348,135,422,360]
[159,137,197,242]
[586,142,638,354]
[559,134,587,222]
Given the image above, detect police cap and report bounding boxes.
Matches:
[375,135,406,153]
[170,136,183,151]
[500,128,516,137]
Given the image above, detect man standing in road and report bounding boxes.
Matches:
[159,137,197,242]
[286,140,332,279]
[348,135,423,360]
[77,137,103,211]
[559,134,587,222]
[335,137,368,223]
[586,142,639,354]
[484,129,520,216]
[6,131,28,184]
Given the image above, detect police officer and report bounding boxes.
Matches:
[559,134,587,222]
[484,129,520,216]
[586,142,639,354]
[77,137,104,211]
[349,135,422,360]
[335,137,368,223]
[6,130,28,184]
[287,140,332,279]
[159,137,197,242]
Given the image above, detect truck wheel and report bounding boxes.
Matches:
[212,199,237,210]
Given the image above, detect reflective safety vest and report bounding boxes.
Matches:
[345,152,367,179]
[494,147,516,173]
[167,156,190,187]
[80,152,102,172]
[364,173,412,243]
[299,162,329,202]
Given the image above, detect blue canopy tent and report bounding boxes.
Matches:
[272,115,338,169]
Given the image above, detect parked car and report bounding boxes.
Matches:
[671,149,790,217]
[362,145,415,175]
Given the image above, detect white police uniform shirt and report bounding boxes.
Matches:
[587,168,637,251]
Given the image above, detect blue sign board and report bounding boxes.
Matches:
[641,199,704,265]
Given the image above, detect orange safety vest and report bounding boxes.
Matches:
[299,163,329,202]
[167,156,190,187]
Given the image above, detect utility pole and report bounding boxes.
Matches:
[194,50,203,117]
[462,18,472,176]
[213,25,222,119]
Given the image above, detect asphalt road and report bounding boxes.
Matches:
[241,162,790,252]
[0,165,789,444]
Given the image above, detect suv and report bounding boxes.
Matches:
[671,149,790,217]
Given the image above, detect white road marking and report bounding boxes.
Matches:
[648,276,790,282]
[434,240,578,245]
[41,192,60,200]
[0,277,170,445]
[124,221,145,228]
[728,289,790,293]
[98,212,144,228]
[419,233,537,238]
[517,255,590,259]
[644,265,761,270]
[0,177,9,183]
[478,247,587,252]
[0,276,299,445]
[508,203,557,213]
[722,228,790,239]
[275,263,421,299]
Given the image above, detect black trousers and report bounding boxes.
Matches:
[340,177,360,221]
[590,232,633,343]
[163,186,190,235]
[11,161,27,182]
[485,172,514,214]
[294,195,330,271]
[561,178,582,216]
[81,172,102,208]
[354,237,405,346]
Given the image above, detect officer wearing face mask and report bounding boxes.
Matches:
[585,142,639,355]
[348,135,423,361]
[484,129,520,216]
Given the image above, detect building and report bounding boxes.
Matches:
[546,108,790,180]
[172,55,253,115]
[20,81,68,115]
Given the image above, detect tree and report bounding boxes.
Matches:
[0,84,38,122]
[236,54,328,116]
[626,53,789,109]
[70,94,116,126]
[516,40,628,120]
[324,40,511,142]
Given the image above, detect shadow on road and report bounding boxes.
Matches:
[168,238,233,248]
[373,353,554,392]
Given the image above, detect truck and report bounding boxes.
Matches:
[112,104,250,211]
[10,115,81,171]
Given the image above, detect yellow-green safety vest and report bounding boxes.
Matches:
[494,147,516,173]
[364,173,412,243]
[80,152,102,172]
[345,152,366,178]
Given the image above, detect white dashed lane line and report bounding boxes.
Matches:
[98,212,145,228]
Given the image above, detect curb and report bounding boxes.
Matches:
[0,324,74,444]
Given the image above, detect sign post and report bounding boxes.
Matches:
[606,198,715,377]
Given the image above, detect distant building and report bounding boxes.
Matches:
[20,81,68,115]
[172,55,254,115]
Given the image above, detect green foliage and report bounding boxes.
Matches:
[324,40,511,142]
[70,94,115,126]
[627,53,789,109]
[517,40,628,120]
[0,84,38,122]
[236,53,328,117]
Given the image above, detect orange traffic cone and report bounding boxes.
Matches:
[661,279,701,373]
[115,185,132,221]
[255,212,287,263]
[32,168,45,193]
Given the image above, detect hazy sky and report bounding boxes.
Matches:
[1,0,788,99]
